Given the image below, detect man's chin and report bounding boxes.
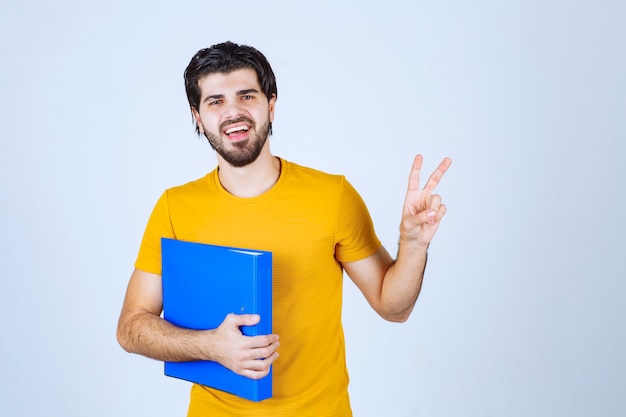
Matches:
[228,137,250,148]
[219,149,261,168]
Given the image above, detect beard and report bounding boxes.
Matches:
[202,117,271,168]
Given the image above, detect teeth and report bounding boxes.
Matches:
[225,125,249,135]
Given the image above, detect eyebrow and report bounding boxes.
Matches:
[203,89,260,104]
[237,88,259,96]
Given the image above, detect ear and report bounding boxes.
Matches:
[192,107,204,134]
[268,94,277,123]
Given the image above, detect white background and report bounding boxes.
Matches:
[1,1,624,416]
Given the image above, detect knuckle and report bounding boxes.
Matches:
[259,347,271,358]
[249,372,264,380]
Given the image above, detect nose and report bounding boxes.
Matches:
[223,100,244,120]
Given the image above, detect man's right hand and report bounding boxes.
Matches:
[117,269,279,379]
[207,313,280,380]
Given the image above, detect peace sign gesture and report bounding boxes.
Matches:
[400,155,452,246]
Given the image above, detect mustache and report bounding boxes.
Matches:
[220,116,255,131]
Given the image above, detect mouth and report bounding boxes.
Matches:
[223,122,252,142]
[225,125,249,135]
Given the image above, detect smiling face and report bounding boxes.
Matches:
[193,68,276,168]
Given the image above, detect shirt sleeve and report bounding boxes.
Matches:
[134,191,176,275]
[334,176,382,263]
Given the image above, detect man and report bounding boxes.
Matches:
[117,41,451,416]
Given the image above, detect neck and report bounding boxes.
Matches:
[216,149,281,198]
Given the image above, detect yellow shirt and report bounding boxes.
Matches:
[136,159,381,417]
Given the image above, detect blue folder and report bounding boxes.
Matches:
[161,238,273,401]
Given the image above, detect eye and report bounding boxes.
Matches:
[241,94,254,100]
[208,99,222,106]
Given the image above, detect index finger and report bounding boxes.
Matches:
[248,334,280,349]
[423,157,452,192]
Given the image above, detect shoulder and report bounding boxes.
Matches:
[281,159,345,188]
[165,171,215,198]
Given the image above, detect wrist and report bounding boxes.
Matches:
[196,329,218,362]
[398,235,430,251]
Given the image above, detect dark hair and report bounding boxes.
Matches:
[184,41,278,135]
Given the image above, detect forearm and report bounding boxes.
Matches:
[117,309,214,362]
[380,238,429,322]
